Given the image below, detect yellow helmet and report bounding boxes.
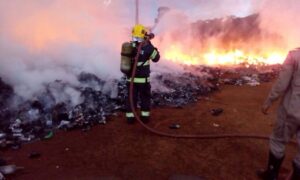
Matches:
[132,24,147,39]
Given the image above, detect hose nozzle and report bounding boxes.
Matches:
[145,33,155,40]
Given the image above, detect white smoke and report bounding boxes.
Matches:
[0,0,299,106]
[0,0,132,103]
[258,0,300,50]
[157,0,262,20]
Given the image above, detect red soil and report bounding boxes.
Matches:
[3,82,296,180]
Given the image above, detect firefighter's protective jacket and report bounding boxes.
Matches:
[128,41,160,79]
[264,48,300,120]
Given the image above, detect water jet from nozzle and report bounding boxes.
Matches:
[135,0,139,24]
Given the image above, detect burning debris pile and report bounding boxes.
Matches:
[162,13,286,65]
[0,65,280,150]
[191,14,263,50]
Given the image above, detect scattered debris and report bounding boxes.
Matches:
[0,172,4,180]
[169,124,181,129]
[213,123,220,128]
[43,131,54,140]
[28,152,41,159]
[0,165,23,175]
[211,108,224,116]
[220,65,280,86]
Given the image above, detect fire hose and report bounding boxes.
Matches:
[129,42,295,179]
[129,42,272,140]
[131,2,293,177]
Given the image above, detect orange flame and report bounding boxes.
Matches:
[164,45,287,66]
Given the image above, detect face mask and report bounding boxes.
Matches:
[132,37,144,42]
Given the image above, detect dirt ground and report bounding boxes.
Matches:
[2,82,297,180]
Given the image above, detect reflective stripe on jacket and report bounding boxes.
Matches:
[129,41,160,79]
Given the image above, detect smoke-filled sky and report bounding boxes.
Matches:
[140,0,261,23]
[0,0,299,101]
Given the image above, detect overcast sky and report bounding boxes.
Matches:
[114,0,262,26]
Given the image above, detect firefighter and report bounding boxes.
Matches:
[123,24,160,124]
[258,48,300,180]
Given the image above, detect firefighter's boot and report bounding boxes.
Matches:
[257,151,284,180]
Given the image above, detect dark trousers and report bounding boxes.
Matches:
[125,82,151,120]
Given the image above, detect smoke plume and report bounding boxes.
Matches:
[151,0,300,65]
[0,0,131,101]
[0,0,299,104]
[258,0,300,50]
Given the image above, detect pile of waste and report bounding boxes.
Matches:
[151,66,220,107]
[0,65,281,150]
[220,64,281,86]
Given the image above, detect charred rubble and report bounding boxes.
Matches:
[220,64,281,86]
[0,78,13,130]
[0,65,280,149]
